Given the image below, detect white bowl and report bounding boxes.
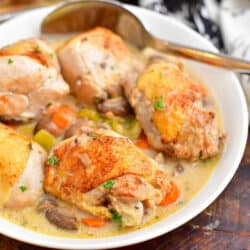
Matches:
[0,4,248,250]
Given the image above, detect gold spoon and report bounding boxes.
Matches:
[41,0,250,73]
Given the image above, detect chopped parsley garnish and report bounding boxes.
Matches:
[89,132,97,138]
[47,155,59,165]
[103,180,115,189]
[7,58,13,64]
[178,200,185,206]
[34,44,41,53]
[19,185,27,192]
[109,210,123,225]
[154,96,165,111]
[49,53,54,58]
[110,66,115,70]
[46,102,52,108]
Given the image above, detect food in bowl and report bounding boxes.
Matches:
[0,27,225,238]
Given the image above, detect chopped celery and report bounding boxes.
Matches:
[77,108,142,140]
[110,119,125,134]
[77,108,100,121]
[33,129,56,152]
[123,120,142,140]
[110,117,142,140]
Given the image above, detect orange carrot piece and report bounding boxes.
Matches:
[51,105,76,129]
[160,181,180,206]
[81,218,107,228]
[135,134,150,149]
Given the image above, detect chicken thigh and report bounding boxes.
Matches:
[124,60,225,161]
[58,27,136,106]
[0,38,69,120]
[0,123,46,209]
[44,129,178,227]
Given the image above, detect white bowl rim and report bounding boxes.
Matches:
[0,4,248,250]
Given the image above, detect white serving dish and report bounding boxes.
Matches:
[0,4,248,249]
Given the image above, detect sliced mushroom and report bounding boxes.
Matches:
[46,207,78,231]
[37,198,57,212]
[97,96,131,116]
[37,198,78,230]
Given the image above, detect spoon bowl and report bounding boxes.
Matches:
[41,0,250,73]
[41,0,151,49]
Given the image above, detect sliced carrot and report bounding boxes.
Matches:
[81,218,107,228]
[160,181,180,206]
[51,105,76,129]
[135,134,150,149]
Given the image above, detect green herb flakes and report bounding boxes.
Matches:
[19,185,27,192]
[46,102,52,108]
[7,58,13,64]
[178,200,185,206]
[89,132,97,139]
[154,96,165,111]
[47,155,59,165]
[34,44,41,53]
[103,180,115,189]
[109,210,123,225]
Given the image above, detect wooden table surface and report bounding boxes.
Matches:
[0,132,249,250]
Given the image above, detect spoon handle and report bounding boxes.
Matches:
[154,39,250,73]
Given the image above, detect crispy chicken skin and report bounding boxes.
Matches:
[124,60,225,161]
[0,38,69,120]
[44,129,175,227]
[58,27,133,106]
[0,123,46,209]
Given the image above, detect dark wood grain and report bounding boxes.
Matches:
[1,133,249,250]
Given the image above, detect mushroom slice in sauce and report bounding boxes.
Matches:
[37,198,78,231]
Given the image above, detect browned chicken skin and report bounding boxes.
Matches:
[124,60,225,161]
[0,123,46,209]
[0,38,69,120]
[44,129,175,227]
[58,27,134,106]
